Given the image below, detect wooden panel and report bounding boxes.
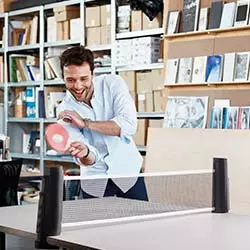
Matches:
[167,0,183,11]
[214,33,250,54]
[145,128,250,215]
[164,86,250,127]
[200,0,212,8]
[167,36,214,58]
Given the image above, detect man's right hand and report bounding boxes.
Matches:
[58,110,85,128]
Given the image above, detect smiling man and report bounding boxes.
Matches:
[57,45,148,200]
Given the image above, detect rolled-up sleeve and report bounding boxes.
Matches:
[109,75,137,143]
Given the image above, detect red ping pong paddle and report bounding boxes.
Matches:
[45,123,70,152]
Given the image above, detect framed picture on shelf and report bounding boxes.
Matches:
[166,10,180,34]
[163,96,208,129]
[234,52,250,82]
[234,0,250,27]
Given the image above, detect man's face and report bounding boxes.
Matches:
[63,62,93,103]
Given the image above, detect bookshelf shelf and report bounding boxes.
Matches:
[44,79,64,86]
[116,62,164,72]
[0,13,5,18]
[94,67,112,74]
[164,25,250,40]
[8,81,41,87]
[87,44,112,51]
[8,6,41,16]
[44,0,81,10]
[11,152,40,160]
[8,117,41,123]
[44,40,81,48]
[137,146,147,152]
[165,81,250,88]
[44,118,57,123]
[137,112,164,118]
[20,171,43,178]
[116,28,164,39]
[44,155,74,163]
[0,83,3,88]
[8,44,40,51]
[0,48,4,53]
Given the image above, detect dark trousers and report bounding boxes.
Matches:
[81,177,148,201]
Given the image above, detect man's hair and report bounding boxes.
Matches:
[60,45,94,76]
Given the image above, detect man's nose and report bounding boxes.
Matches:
[74,80,82,89]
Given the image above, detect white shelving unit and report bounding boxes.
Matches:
[8,117,41,123]
[44,40,81,48]
[116,28,164,39]
[137,145,147,152]
[137,112,165,118]
[116,62,164,72]
[87,44,112,51]
[11,152,40,160]
[44,155,74,163]
[2,0,164,174]
[8,44,40,52]
[8,81,41,87]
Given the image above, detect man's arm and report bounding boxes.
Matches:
[87,120,121,136]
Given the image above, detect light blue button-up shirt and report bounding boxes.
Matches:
[57,74,142,197]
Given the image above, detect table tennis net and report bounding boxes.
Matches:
[62,171,212,224]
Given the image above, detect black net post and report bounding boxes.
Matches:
[212,157,229,213]
[0,232,5,250]
[35,166,64,249]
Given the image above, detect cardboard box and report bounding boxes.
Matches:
[136,72,153,93]
[56,22,63,41]
[56,20,70,41]
[143,13,162,30]
[70,18,81,40]
[129,91,137,109]
[63,20,70,40]
[153,90,164,112]
[86,27,101,46]
[85,6,101,27]
[138,92,153,112]
[53,6,80,22]
[0,0,15,13]
[119,71,135,91]
[151,69,164,90]
[148,119,163,128]
[133,119,148,146]
[131,10,142,31]
[100,25,111,44]
[101,4,111,26]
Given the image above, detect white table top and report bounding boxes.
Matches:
[0,204,250,250]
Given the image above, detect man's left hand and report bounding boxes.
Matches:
[67,141,89,158]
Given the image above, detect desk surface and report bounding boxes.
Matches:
[0,204,250,250]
